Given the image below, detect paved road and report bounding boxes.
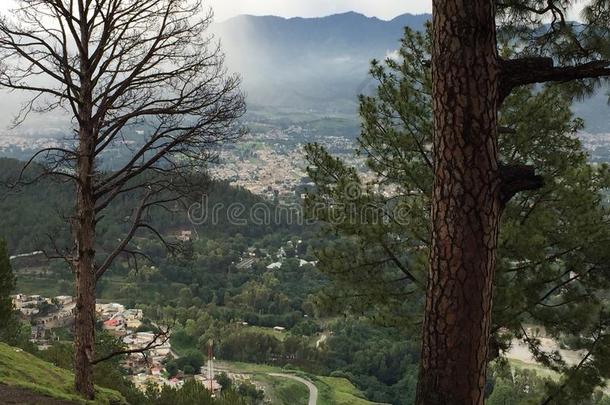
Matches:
[268,373,318,405]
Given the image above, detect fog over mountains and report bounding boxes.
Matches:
[1,12,608,134]
[214,11,610,132]
[213,12,429,112]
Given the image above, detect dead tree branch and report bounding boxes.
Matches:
[91,325,172,366]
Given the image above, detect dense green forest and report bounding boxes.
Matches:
[0,157,425,403]
[0,158,290,253]
[2,149,610,404]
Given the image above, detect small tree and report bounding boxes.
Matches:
[0,239,16,338]
[0,0,245,398]
[215,372,232,391]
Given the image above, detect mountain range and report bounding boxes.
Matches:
[212,12,429,113]
[214,12,610,133]
[0,12,607,134]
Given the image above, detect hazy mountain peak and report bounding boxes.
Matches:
[213,12,431,111]
[219,11,421,24]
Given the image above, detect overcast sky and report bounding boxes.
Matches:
[207,0,432,21]
[0,1,585,22]
[207,0,588,22]
[0,1,431,21]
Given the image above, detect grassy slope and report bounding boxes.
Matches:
[272,379,309,405]
[312,375,383,405]
[216,361,381,405]
[252,374,309,405]
[0,343,125,404]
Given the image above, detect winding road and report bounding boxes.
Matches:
[268,373,318,405]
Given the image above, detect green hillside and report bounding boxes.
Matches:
[314,375,384,405]
[214,361,383,405]
[0,343,125,404]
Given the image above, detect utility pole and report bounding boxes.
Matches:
[208,339,214,393]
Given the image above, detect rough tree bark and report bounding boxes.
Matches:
[73,14,97,396]
[416,0,500,404]
[73,138,96,398]
[414,0,610,402]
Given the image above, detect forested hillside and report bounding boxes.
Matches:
[0,157,421,404]
[0,158,285,253]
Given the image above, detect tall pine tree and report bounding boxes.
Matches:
[305,26,610,404]
[421,0,610,401]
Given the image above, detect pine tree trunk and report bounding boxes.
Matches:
[74,239,95,399]
[416,1,500,404]
[73,12,97,398]
[74,127,96,399]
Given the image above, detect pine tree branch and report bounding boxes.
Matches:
[499,57,610,102]
[499,164,545,205]
[539,330,603,405]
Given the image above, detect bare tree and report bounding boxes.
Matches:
[0,0,245,398]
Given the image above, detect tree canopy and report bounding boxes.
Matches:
[305,27,610,402]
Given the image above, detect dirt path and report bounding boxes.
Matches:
[268,373,318,405]
[315,333,327,348]
[0,385,76,404]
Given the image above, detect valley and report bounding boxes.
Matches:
[0,7,610,405]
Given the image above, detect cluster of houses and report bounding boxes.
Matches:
[265,240,317,270]
[12,294,224,394]
[96,302,180,389]
[126,333,222,394]
[97,302,145,335]
[97,302,222,394]
[11,294,76,348]
[130,364,221,394]
[12,293,75,320]
[122,331,179,391]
